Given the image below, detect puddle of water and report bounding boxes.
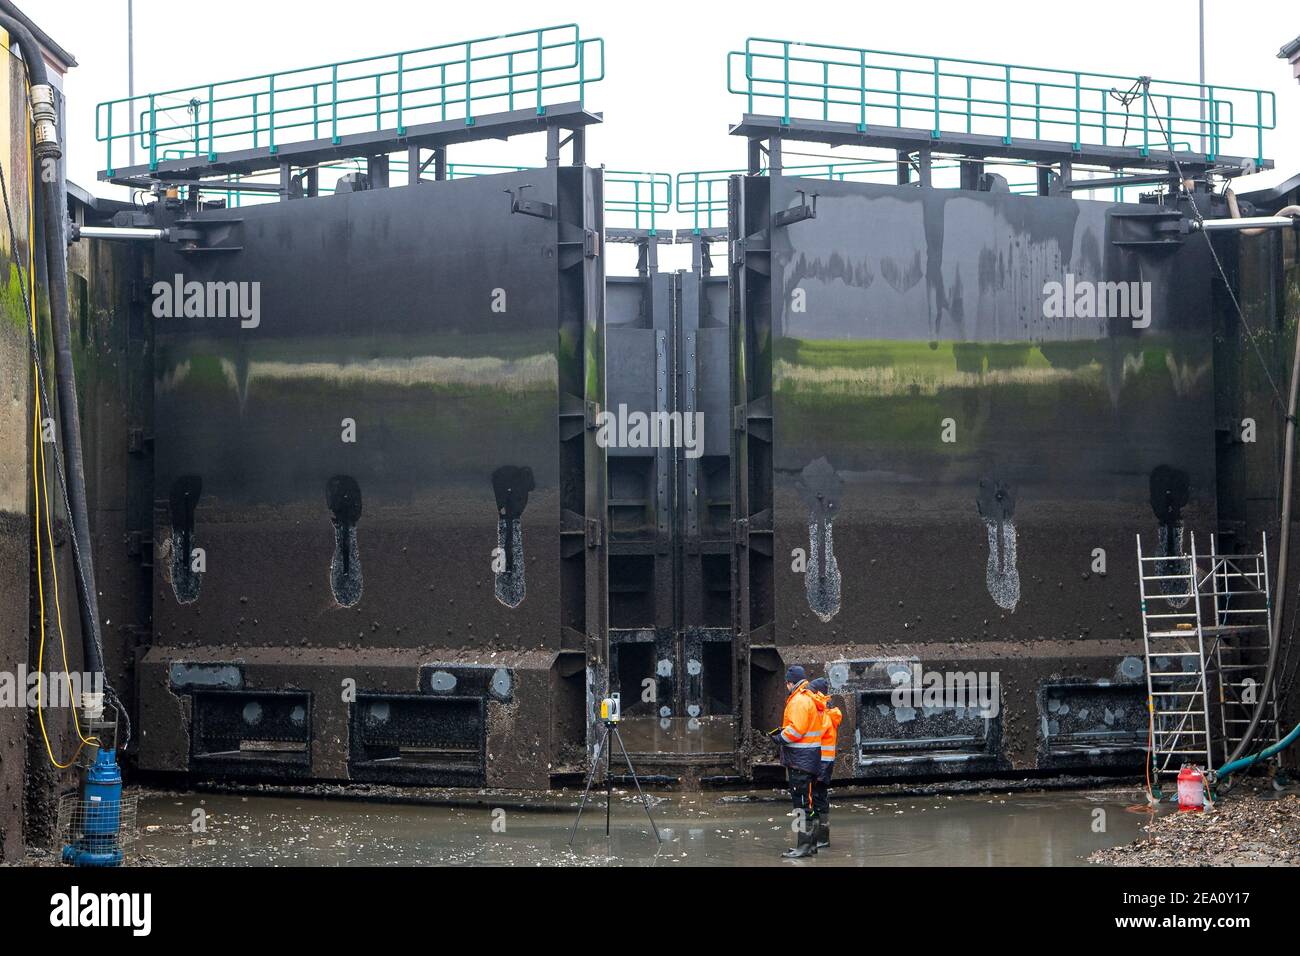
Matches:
[135,788,1156,866]
[617,716,737,754]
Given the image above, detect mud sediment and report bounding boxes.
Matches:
[1090,787,1300,867]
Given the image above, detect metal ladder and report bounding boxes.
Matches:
[1136,531,1278,777]
[1204,534,1280,758]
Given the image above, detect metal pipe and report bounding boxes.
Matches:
[1062,172,1181,191]
[1224,186,1300,235]
[73,225,167,241]
[1198,0,1206,154]
[1193,215,1300,232]
[127,0,135,168]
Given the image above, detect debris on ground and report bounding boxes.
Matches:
[1090,789,1300,867]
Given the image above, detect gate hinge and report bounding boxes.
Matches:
[584,228,601,259]
[127,427,153,455]
[585,517,603,549]
[732,403,747,433]
[585,400,602,430]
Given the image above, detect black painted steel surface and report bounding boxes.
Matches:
[742,176,1218,648]
[151,171,583,651]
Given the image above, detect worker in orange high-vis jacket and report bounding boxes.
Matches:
[770,665,826,858]
[808,677,842,850]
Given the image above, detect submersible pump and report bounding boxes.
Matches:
[61,748,125,867]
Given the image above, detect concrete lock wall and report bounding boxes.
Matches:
[0,33,33,862]
[0,31,87,860]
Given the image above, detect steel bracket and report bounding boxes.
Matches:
[773,190,818,229]
[505,184,556,220]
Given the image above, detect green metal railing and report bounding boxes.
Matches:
[676,161,899,232]
[604,170,672,232]
[728,38,1273,163]
[98,25,604,175]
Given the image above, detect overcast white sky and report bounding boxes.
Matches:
[23,0,1300,208]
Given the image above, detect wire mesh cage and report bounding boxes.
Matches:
[57,790,140,866]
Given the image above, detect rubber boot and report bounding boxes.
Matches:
[815,817,830,850]
[781,823,819,859]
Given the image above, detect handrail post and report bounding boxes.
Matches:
[397,54,405,134]
[578,35,586,108]
[268,74,277,154]
[148,94,157,170]
[694,172,701,233]
[312,83,319,140]
[536,31,544,115]
[508,52,515,111]
[1141,85,1149,157]
[858,50,866,132]
[895,68,901,127]
[1002,64,1011,144]
[1256,90,1263,165]
[253,92,259,148]
[207,84,216,160]
[1206,85,1216,160]
[332,65,340,144]
[464,41,475,126]
[1073,73,1081,150]
[105,101,113,174]
[782,41,791,125]
[933,58,942,138]
[375,74,381,131]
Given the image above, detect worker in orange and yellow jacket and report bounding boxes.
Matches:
[808,677,842,850]
[771,665,826,858]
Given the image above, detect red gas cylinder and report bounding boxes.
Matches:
[1177,763,1206,812]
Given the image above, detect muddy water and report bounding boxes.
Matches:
[136,787,1157,866]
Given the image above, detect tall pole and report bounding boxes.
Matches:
[127,0,135,167]
[1198,0,1206,154]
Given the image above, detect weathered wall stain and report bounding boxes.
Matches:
[977,478,1020,612]
[492,465,533,609]
[326,475,362,608]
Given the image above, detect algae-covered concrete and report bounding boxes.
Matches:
[0,29,35,863]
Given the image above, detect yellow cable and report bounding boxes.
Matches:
[23,84,97,767]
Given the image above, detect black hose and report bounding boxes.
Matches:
[0,7,104,680]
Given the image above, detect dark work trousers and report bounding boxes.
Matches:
[788,768,817,829]
[811,761,832,816]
